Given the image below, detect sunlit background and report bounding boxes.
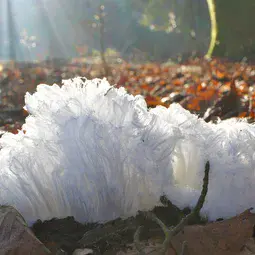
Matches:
[0,0,255,121]
[0,0,213,62]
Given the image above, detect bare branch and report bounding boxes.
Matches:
[134,226,146,255]
[134,161,210,255]
[180,241,188,255]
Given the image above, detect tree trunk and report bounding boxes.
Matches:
[209,0,255,61]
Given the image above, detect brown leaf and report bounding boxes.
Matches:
[169,209,255,255]
[0,206,51,255]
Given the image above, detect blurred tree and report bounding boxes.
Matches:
[131,0,190,34]
[130,0,210,59]
[131,0,255,61]
[81,0,111,75]
[7,0,18,62]
[211,0,255,61]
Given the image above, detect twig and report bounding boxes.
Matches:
[180,241,188,255]
[104,84,117,96]
[134,226,146,255]
[134,161,210,255]
[98,2,111,76]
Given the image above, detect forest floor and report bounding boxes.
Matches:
[1,57,255,134]
[1,57,255,254]
[30,198,255,255]
[31,197,198,254]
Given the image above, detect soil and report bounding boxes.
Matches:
[31,196,207,255]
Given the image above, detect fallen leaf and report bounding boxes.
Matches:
[169,209,255,255]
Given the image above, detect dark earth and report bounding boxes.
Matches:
[31,196,207,255]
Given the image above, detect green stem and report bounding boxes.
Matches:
[205,0,217,59]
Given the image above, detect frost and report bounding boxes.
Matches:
[0,77,255,226]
